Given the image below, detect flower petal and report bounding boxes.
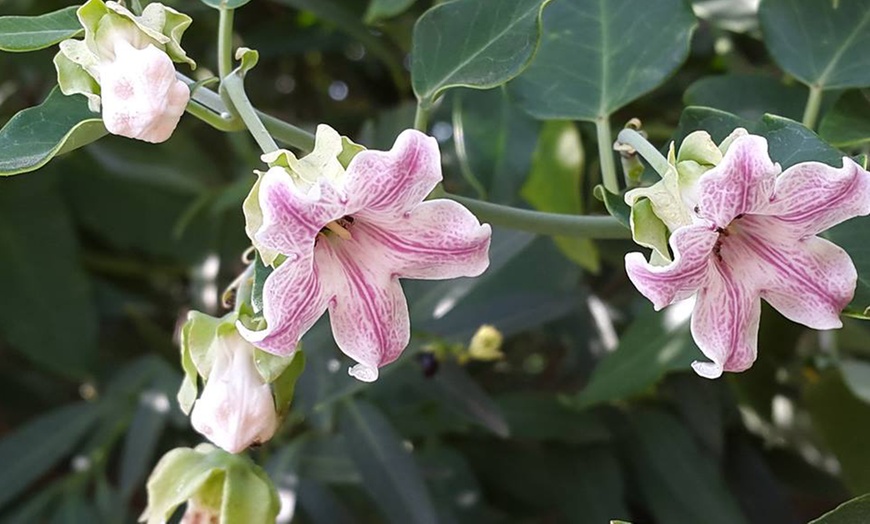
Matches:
[254,167,348,260]
[625,224,719,310]
[697,134,780,227]
[731,216,855,330]
[345,129,442,218]
[690,263,761,379]
[356,199,492,280]
[237,252,331,355]
[319,238,410,382]
[764,157,870,237]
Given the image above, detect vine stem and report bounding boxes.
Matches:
[217,8,234,81]
[596,116,619,194]
[445,193,630,239]
[802,85,823,130]
[616,128,671,177]
[223,73,279,154]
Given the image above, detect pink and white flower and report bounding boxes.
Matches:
[625,132,870,378]
[240,129,492,382]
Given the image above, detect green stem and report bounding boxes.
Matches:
[259,112,315,153]
[185,99,243,132]
[218,8,235,81]
[616,128,671,177]
[596,116,619,194]
[445,192,630,239]
[222,73,279,154]
[414,102,429,132]
[802,85,824,130]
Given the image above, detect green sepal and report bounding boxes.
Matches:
[55,40,101,111]
[253,347,300,384]
[141,444,279,524]
[630,198,671,265]
[676,130,722,166]
[177,311,237,414]
[271,351,305,416]
[234,46,259,75]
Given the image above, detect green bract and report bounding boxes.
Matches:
[140,444,280,524]
[53,0,194,112]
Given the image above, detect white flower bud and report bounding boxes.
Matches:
[190,331,279,454]
[99,40,189,143]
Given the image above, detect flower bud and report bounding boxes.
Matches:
[99,40,189,143]
[190,330,279,454]
[468,325,504,361]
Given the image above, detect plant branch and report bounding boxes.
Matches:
[221,73,279,154]
[802,85,824,130]
[596,116,619,194]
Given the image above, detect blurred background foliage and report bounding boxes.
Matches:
[1,0,870,522]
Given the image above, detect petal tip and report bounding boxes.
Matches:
[691,360,723,379]
[348,363,379,382]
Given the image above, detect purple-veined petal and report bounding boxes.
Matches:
[345,129,442,218]
[255,167,349,259]
[764,157,870,237]
[625,224,719,310]
[731,216,855,330]
[237,252,332,356]
[690,262,761,379]
[319,237,410,382]
[356,199,491,280]
[697,135,780,227]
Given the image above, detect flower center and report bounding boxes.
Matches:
[712,214,745,262]
[322,216,355,240]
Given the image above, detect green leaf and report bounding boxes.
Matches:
[824,216,870,310]
[840,358,870,405]
[199,0,254,9]
[0,173,97,378]
[0,6,82,52]
[806,370,870,494]
[451,88,540,204]
[339,400,438,524]
[497,392,611,444]
[118,394,169,501]
[819,90,870,148]
[0,402,101,511]
[365,0,417,23]
[509,0,696,120]
[573,307,698,408]
[593,185,630,227]
[810,493,870,523]
[271,351,306,415]
[0,87,106,176]
[427,361,509,437]
[684,74,809,121]
[628,409,748,524]
[412,0,550,108]
[522,120,599,272]
[760,0,870,90]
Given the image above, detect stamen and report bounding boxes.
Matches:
[325,220,352,240]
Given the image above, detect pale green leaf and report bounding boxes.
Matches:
[0,6,82,52]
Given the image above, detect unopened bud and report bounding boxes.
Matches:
[468,325,504,361]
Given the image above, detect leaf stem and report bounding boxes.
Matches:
[217,7,238,117]
[596,116,619,194]
[414,102,430,132]
[445,192,630,239]
[802,85,824,130]
[616,128,671,177]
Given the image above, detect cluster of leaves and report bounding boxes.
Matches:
[1,0,870,522]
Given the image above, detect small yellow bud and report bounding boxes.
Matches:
[468,325,504,361]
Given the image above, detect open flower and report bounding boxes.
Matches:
[240,128,492,382]
[625,132,870,378]
[53,0,194,143]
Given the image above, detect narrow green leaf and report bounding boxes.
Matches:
[0,7,82,52]
[510,0,696,120]
[806,370,870,494]
[118,394,169,501]
[574,308,698,407]
[428,361,509,437]
[0,87,106,176]
[0,402,101,511]
[339,400,438,524]
[628,409,748,524]
[412,0,550,107]
[810,493,870,523]
[0,173,97,378]
[365,0,417,23]
[819,90,870,148]
[522,120,599,272]
[760,0,870,90]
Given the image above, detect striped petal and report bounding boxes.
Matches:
[346,129,442,219]
[625,224,719,310]
[690,262,761,379]
[763,157,870,237]
[357,199,492,280]
[319,238,410,382]
[697,135,780,227]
